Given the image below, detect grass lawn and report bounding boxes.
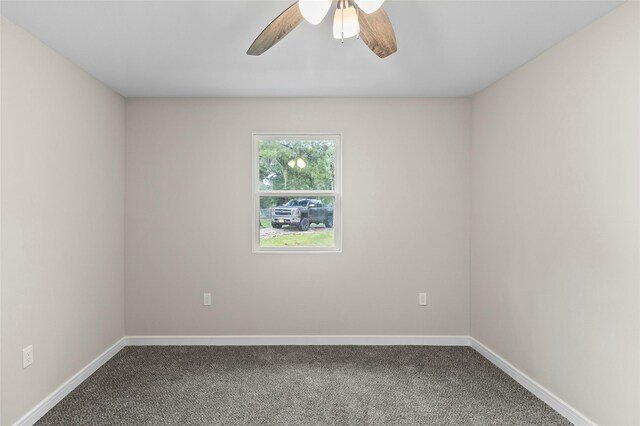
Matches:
[261,229,334,247]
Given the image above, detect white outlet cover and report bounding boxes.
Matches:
[23,345,33,369]
[203,293,211,306]
[419,293,427,306]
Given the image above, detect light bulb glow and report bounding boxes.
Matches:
[288,160,296,168]
[354,0,384,14]
[296,158,307,168]
[299,0,333,25]
[333,6,359,39]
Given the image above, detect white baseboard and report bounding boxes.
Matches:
[469,337,595,426]
[12,337,126,426]
[12,335,592,426]
[125,335,471,346]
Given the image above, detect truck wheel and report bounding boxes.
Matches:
[272,222,282,229]
[299,218,310,231]
[325,215,334,228]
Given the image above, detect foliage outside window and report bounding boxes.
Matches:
[253,134,341,252]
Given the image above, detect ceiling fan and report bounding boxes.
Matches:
[247,0,397,59]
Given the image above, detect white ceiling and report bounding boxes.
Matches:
[0,0,623,97]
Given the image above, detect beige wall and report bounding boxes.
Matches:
[1,18,125,426]
[470,2,640,425]
[125,98,470,336]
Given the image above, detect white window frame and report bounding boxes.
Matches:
[252,133,342,253]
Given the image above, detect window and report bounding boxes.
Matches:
[253,134,341,252]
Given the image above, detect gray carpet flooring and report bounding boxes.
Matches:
[36,346,569,425]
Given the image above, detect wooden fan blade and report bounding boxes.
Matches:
[358,7,397,59]
[247,2,303,56]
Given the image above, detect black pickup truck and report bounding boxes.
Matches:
[271,199,334,231]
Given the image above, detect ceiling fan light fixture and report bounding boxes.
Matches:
[354,0,385,14]
[333,5,359,40]
[247,0,397,59]
[299,0,333,25]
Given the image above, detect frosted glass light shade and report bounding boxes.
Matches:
[355,0,384,14]
[333,6,359,39]
[299,0,333,25]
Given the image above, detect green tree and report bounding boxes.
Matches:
[258,139,335,197]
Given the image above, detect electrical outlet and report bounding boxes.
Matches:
[23,345,33,369]
[203,293,211,306]
[418,292,427,306]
